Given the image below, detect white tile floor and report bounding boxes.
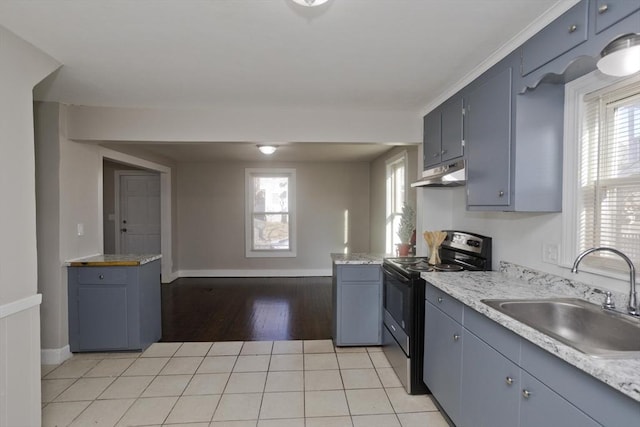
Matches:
[41,340,449,427]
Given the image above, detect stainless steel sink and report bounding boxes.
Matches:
[481,298,640,358]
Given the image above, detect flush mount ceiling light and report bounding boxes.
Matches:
[597,33,640,77]
[258,145,277,155]
[290,0,330,6]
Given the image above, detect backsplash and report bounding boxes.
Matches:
[500,261,631,312]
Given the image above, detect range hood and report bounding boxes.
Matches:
[411,159,465,187]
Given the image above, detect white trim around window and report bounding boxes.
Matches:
[245,168,297,258]
[561,71,640,281]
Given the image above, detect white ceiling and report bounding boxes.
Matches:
[0,0,564,162]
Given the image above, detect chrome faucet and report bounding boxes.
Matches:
[571,247,638,316]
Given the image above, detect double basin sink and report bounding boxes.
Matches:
[482,298,640,358]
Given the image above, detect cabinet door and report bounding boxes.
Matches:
[520,372,601,427]
[466,67,512,207]
[441,96,464,162]
[460,331,520,427]
[340,283,381,345]
[595,0,640,33]
[424,301,463,426]
[521,0,588,75]
[78,285,129,351]
[423,109,442,169]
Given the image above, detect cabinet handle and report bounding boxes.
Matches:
[498,191,504,197]
[437,297,443,303]
[522,389,532,399]
[432,153,439,158]
[390,324,397,332]
[453,334,460,341]
[598,4,608,14]
[568,24,577,33]
[99,274,104,280]
[441,150,447,155]
[505,376,513,386]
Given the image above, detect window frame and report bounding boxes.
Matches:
[385,151,408,255]
[245,168,297,258]
[561,71,640,279]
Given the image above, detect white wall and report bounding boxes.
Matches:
[417,186,630,295]
[0,25,59,427]
[177,161,371,275]
[65,104,422,144]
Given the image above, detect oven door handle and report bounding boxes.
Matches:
[382,265,410,283]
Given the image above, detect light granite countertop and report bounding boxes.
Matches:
[330,253,386,265]
[66,254,162,267]
[422,262,640,403]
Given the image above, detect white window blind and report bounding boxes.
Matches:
[385,152,407,254]
[579,81,640,271]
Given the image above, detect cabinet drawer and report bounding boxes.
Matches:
[425,283,463,323]
[521,0,588,76]
[339,265,381,283]
[464,307,521,363]
[595,0,640,33]
[76,267,129,285]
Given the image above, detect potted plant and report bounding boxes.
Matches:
[396,203,415,256]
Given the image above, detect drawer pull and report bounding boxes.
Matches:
[505,376,513,386]
[437,297,443,303]
[99,274,104,280]
[522,389,532,399]
[453,334,460,341]
[498,191,504,197]
[568,24,577,33]
[598,4,608,14]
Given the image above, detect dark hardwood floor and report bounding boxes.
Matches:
[160,277,333,342]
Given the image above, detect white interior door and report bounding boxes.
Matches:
[119,173,161,254]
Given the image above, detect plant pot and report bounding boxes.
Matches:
[397,243,412,257]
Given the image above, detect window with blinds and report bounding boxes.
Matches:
[579,81,640,271]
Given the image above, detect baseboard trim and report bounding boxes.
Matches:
[41,345,72,365]
[162,271,180,284]
[176,269,332,278]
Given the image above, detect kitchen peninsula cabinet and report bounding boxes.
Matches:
[67,255,162,352]
[332,261,383,346]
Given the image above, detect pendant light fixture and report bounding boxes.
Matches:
[290,0,330,7]
[597,33,640,77]
[258,145,277,155]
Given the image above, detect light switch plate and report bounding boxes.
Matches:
[77,223,84,236]
[542,242,559,264]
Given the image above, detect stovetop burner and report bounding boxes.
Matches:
[432,263,464,272]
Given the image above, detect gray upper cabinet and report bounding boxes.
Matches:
[423,109,442,169]
[521,0,589,76]
[465,66,512,207]
[440,96,465,163]
[423,93,464,170]
[595,0,640,33]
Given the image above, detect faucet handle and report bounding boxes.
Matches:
[602,291,616,310]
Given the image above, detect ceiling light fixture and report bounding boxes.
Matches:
[597,33,640,77]
[290,0,330,7]
[258,145,277,155]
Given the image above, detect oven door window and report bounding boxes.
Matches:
[384,270,410,331]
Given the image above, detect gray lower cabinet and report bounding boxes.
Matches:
[332,264,382,346]
[460,331,520,427]
[424,300,463,426]
[424,283,640,426]
[68,260,161,352]
[519,371,600,427]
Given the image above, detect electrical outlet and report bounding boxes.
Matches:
[77,223,84,237]
[542,242,559,264]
